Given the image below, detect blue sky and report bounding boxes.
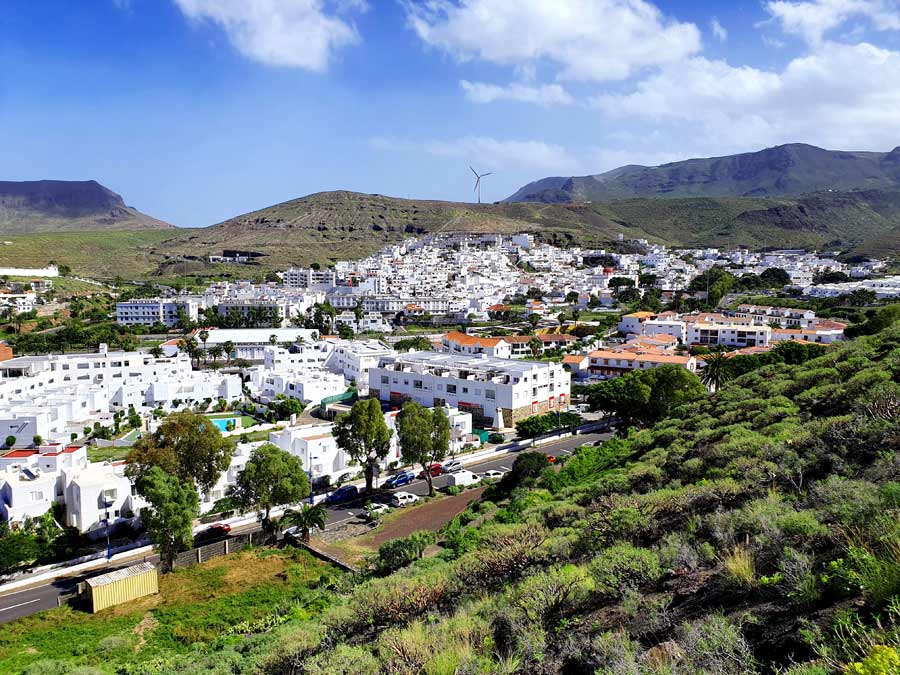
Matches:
[2,0,900,228]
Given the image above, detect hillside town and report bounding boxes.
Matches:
[0,233,873,543]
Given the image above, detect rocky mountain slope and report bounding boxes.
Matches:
[507,144,900,203]
[0,180,175,233]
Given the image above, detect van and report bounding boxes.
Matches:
[446,469,480,487]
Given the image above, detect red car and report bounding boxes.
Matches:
[417,463,443,478]
[195,522,232,545]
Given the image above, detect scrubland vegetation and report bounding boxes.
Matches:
[10,313,900,674]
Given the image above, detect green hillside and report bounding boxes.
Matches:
[508,143,900,202]
[8,311,900,674]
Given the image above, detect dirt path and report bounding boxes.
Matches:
[312,487,485,565]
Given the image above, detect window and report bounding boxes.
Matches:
[413,380,423,389]
[485,389,495,399]
[462,387,468,394]
[29,491,44,502]
[381,375,389,384]
[446,384,457,394]
[102,488,118,502]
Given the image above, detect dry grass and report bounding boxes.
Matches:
[722,545,756,588]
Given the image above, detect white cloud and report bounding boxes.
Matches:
[710,17,727,41]
[370,135,582,173]
[765,0,900,43]
[596,41,900,152]
[172,0,364,71]
[460,80,574,105]
[404,0,701,82]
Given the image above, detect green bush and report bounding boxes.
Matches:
[590,543,662,597]
[376,530,437,573]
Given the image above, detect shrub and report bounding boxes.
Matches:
[678,614,758,675]
[376,530,437,573]
[509,564,593,630]
[590,543,662,597]
[722,545,755,588]
[845,645,900,675]
[488,433,505,444]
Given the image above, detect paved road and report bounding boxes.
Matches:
[0,431,610,624]
[322,431,611,528]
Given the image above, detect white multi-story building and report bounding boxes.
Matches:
[687,323,771,348]
[115,297,203,327]
[369,352,570,429]
[0,346,240,443]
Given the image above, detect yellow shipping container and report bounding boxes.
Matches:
[85,562,159,613]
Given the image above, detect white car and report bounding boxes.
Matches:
[479,469,506,481]
[390,491,420,507]
[364,503,391,521]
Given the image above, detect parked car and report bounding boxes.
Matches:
[446,469,480,487]
[364,503,391,521]
[324,485,359,505]
[195,522,231,544]
[282,523,322,543]
[442,460,464,473]
[479,469,506,481]
[382,471,415,489]
[417,463,444,478]
[390,491,419,507]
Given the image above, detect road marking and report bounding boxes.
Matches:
[499,466,510,471]
[0,598,41,613]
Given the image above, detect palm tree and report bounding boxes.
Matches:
[198,329,210,352]
[570,308,581,330]
[222,340,235,364]
[700,350,734,392]
[280,504,327,543]
[149,345,164,359]
[208,344,224,366]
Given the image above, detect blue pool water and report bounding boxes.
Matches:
[210,417,238,431]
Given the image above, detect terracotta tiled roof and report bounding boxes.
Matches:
[444,331,503,348]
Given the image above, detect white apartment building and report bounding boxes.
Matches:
[0,347,240,443]
[772,326,845,344]
[115,297,202,327]
[369,352,570,430]
[282,267,337,288]
[618,312,656,335]
[63,460,147,533]
[687,323,771,348]
[257,370,346,406]
[733,304,817,328]
[322,339,395,394]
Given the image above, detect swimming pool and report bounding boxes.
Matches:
[210,417,238,432]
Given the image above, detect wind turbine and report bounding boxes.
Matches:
[470,166,492,204]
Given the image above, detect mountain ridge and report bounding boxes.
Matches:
[507,143,900,203]
[0,179,175,233]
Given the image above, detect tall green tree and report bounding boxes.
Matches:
[333,398,392,493]
[127,410,233,495]
[396,402,450,496]
[587,365,705,427]
[139,466,199,571]
[227,443,310,529]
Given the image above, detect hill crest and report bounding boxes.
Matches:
[507,143,900,203]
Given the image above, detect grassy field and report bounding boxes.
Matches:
[0,547,335,674]
[86,446,132,463]
[0,230,196,278]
